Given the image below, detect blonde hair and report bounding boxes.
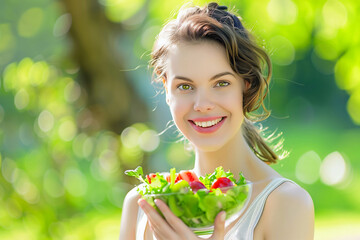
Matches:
[150,2,288,164]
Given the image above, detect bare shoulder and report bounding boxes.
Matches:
[262,181,315,240]
[270,181,314,206]
[119,187,141,240]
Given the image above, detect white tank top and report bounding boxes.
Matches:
[136,178,296,240]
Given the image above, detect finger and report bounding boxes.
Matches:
[138,199,174,237]
[210,211,226,240]
[154,199,196,237]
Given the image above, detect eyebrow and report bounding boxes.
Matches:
[173,72,236,82]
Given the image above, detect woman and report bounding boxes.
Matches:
[120,2,314,240]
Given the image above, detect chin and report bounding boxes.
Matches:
[190,140,226,153]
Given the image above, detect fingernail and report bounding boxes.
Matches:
[138,199,145,208]
[221,211,226,222]
[154,199,160,207]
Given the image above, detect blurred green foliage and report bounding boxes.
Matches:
[0,0,360,239]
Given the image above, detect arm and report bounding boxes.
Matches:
[119,187,141,240]
[263,182,315,240]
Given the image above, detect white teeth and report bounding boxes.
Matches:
[194,117,223,128]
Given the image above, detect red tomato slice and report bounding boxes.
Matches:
[146,173,157,184]
[211,177,234,190]
[175,173,182,183]
[179,170,199,183]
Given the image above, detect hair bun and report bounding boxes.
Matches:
[208,2,228,11]
[216,5,228,11]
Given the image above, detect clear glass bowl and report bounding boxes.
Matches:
[142,182,252,236]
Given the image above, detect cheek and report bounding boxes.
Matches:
[168,95,190,119]
[169,101,189,133]
[221,90,243,107]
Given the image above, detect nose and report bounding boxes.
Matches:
[193,90,215,112]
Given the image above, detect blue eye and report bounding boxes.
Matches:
[178,84,193,90]
[216,81,230,87]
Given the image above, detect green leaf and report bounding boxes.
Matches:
[124,166,147,185]
[236,172,247,185]
[215,166,225,179]
[124,166,143,177]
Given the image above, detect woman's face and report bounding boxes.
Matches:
[164,41,247,152]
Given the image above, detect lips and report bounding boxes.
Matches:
[188,116,227,134]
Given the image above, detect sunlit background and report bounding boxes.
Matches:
[0,0,359,239]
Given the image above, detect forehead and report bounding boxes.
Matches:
[166,41,233,80]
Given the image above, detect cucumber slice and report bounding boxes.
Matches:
[168,195,184,217]
[171,180,189,192]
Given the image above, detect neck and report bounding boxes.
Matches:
[192,130,255,180]
[192,129,282,184]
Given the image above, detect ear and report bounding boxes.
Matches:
[245,81,251,91]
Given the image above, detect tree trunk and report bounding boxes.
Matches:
[61,0,148,134]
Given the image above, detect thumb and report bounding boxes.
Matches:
[211,211,226,240]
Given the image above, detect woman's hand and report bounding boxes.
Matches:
[138,198,226,240]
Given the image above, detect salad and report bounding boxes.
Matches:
[125,166,251,230]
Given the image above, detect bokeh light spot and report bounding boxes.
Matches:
[64,81,81,103]
[14,88,29,110]
[95,131,119,155]
[100,0,145,23]
[38,110,55,132]
[53,13,72,37]
[322,0,347,29]
[17,58,34,88]
[121,127,140,148]
[138,130,159,152]
[83,137,94,158]
[3,62,17,91]
[0,24,15,53]
[58,119,77,141]
[13,169,40,204]
[18,8,44,38]
[29,61,50,86]
[269,35,295,65]
[13,170,29,196]
[267,0,297,25]
[335,50,360,91]
[347,89,360,124]
[72,133,84,158]
[99,149,119,174]
[296,151,321,184]
[1,158,16,183]
[141,26,161,50]
[72,133,93,158]
[320,151,348,186]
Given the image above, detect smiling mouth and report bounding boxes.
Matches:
[190,117,226,128]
